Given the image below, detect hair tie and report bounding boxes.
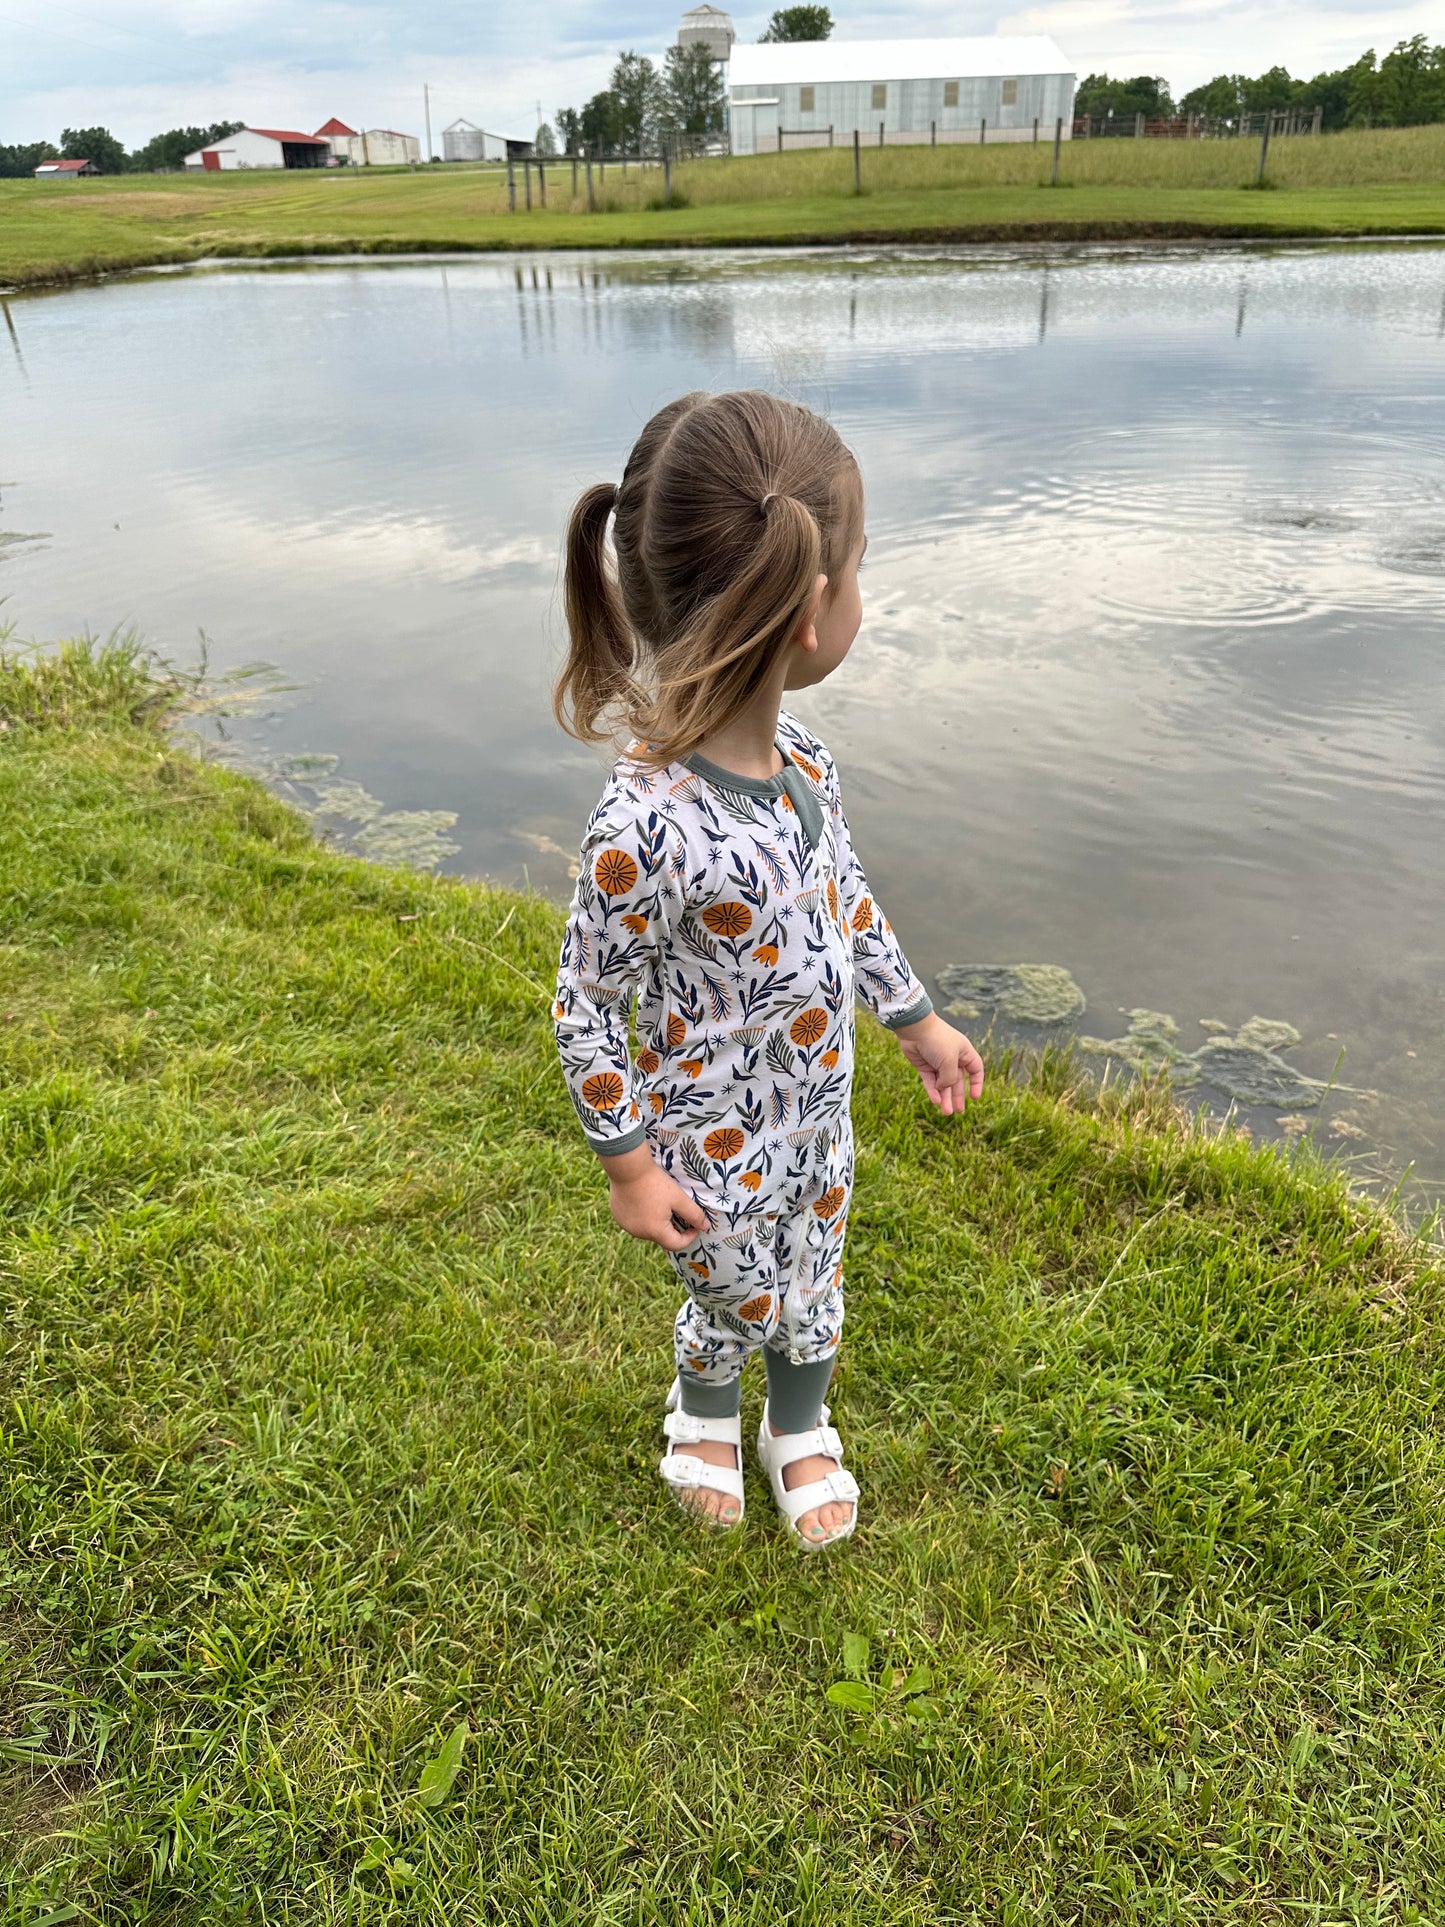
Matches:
[759,492,778,519]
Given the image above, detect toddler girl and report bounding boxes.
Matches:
[553,391,983,1548]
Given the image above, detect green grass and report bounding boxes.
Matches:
[2,639,1444,1923]
[4,125,1445,289]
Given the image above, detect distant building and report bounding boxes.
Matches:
[184,127,331,170]
[441,120,532,162]
[34,158,99,178]
[727,36,1076,153]
[324,126,423,167]
[678,5,735,62]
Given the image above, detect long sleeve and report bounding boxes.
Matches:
[554,792,683,1157]
[825,764,933,1032]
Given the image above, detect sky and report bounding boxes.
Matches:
[2,0,1438,150]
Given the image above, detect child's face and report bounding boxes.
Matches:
[785,520,866,692]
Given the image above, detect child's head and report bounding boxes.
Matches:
[555,390,864,765]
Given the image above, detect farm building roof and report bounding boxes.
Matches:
[37,158,95,172]
[248,128,330,144]
[728,36,1073,86]
[314,118,357,137]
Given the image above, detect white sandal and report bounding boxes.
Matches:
[659,1379,746,1528]
[756,1398,859,1549]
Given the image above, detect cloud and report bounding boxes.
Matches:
[2,0,1440,145]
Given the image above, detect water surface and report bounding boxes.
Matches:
[4,244,1444,1203]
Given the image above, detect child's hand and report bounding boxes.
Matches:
[894,1012,985,1116]
[600,1145,710,1251]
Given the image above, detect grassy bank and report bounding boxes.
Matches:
[2,641,1444,1922]
[3,127,1445,289]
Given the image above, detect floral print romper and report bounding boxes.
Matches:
[554,711,932,1394]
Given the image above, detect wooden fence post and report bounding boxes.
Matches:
[1033,116,1039,143]
[778,125,783,153]
[507,154,516,211]
[585,147,594,212]
[980,117,986,144]
[538,161,546,207]
[853,127,861,191]
[1312,103,1323,135]
[1135,111,1144,138]
[523,159,532,211]
[1256,115,1270,184]
[663,147,672,202]
[931,120,936,145]
[571,154,578,196]
[828,125,834,147]
[1051,115,1062,184]
[877,120,884,147]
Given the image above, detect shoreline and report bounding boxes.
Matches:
[6,220,1445,296]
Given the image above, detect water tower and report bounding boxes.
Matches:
[678,5,736,62]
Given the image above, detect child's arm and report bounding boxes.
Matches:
[554,795,710,1247]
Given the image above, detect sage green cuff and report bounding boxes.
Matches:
[881,992,933,1031]
[588,1123,648,1158]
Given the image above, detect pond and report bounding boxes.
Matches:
[3,243,1444,1207]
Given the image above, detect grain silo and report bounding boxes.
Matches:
[678,5,735,62]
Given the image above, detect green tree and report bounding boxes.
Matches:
[555,108,582,154]
[1374,35,1445,124]
[534,122,558,156]
[1074,73,1175,120]
[60,125,126,173]
[1178,74,1244,120]
[0,139,59,178]
[759,7,832,43]
[580,91,619,155]
[609,50,663,152]
[128,121,242,173]
[1241,65,1299,113]
[1296,54,1369,128]
[661,43,727,137]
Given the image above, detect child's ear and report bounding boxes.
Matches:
[795,573,828,653]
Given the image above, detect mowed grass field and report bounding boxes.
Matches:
[2,640,1444,1922]
[3,125,1445,287]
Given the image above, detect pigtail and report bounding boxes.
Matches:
[554,483,638,743]
[634,493,822,767]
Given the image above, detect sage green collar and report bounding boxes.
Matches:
[683,746,824,852]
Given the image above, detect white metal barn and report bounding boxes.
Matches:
[183,127,331,170]
[727,37,1076,153]
[442,120,515,163]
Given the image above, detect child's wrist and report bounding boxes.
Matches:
[599,1143,656,1186]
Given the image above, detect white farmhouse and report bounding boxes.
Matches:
[727,37,1076,153]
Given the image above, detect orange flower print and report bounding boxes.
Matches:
[704,1128,745,1161]
[791,751,824,782]
[636,1048,660,1075]
[852,896,874,932]
[666,1013,687,1047]
[688,1260,711,1278]
[752,943,779,966]
[649,1092,665,1113]
[629,1100,641,1120]
[738,1292,773,1323]
[581,1072,625,1112]
[826,877,840,921]
[594,848,638,896]
[820,1048,839,1070]
[781,792,795,811]
[554,1000,565,1020]
[702,901,752,938]
[738,1170,763,1192]
[813,1186,847,1219]
[679,1059,703,1079]
[790,1007,827,1048]
[622,912,649,934]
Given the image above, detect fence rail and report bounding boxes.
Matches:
[1073,107,1324,140]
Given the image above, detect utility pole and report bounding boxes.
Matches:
[424,84,433,162]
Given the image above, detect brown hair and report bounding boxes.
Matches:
[555,390,861,767]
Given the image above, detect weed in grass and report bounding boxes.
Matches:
[1,638,1443,1920]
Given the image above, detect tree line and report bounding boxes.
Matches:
[0,122,243,178]
[1078,35,1445,129]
